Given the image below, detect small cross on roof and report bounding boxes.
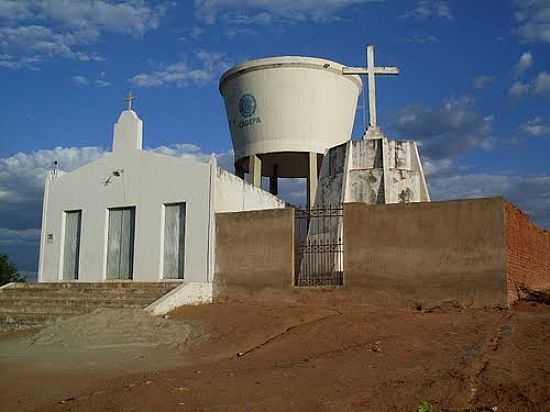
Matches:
[125,91,136,111]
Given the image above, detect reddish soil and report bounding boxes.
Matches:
[1,301,550,412]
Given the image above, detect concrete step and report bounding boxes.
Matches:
[0,282,180,330]
[5,282,181,290]
[0,295,158,304]
[0,289,172,299]
[0,299,153,313]
[1,312,78,328]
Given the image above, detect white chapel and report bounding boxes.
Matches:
[37,99,285,283]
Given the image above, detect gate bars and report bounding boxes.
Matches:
[294,206,344,287]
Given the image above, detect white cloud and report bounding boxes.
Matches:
[194,0,375,24]
[509,80,531,98]
[508,71,550,99]
[130,51,231,88]
[394,97,494,160]
[513,51,533,78]
[400,0,453,20]
[515,0,550,43]
[179,26,206,41]
[95,78,111,87]
[533,70,550,97]
[472,75,495,89]
[405,33,439,44]
[0,0,169,69]
[522,117,550,137]
[0,25,102,68]
[36,0,168,36]
[0,227,41,246]
[0,0,31,20]
[72,74,111,87]
[72,74,89,85]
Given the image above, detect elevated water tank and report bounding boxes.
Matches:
[219,56,362,205]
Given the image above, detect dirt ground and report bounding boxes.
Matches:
[1,301,549,412]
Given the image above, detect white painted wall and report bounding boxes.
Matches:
[39,110,212,283]
[214,167,286,212]
[39,150,212,282]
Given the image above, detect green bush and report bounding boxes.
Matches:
[0,254,24,286]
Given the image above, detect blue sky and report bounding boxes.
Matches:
[1,0,549,275]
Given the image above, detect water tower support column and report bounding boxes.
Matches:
[248,155,262,188]
[307,152,318,209]
[269,165,278,195]
[235,165,245,179]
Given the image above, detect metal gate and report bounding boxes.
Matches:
[294,206,344,287]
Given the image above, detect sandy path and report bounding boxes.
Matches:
[1,302,549,412]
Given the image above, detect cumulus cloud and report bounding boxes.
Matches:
[508,71,550,99]
[72,73,111,87]
[36,0,168,36]
[72,74,89,85]
[393,97,494,160]
[513,51,533,78]
[0,0,32,20]
[533,71,550,97]
[400,0,453,20]
[130,51,231,88]
[509,80,531,98]
[0,0,169,69]
[194,0,375,24]
[0,24,103,68]
[472,75,495,89]
[515,0,550,43]
[522,117,550,137]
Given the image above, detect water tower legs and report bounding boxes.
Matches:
[269,164,278,195]
[248,155,262,188]
[307,152,318,209]
[235,165,245,179]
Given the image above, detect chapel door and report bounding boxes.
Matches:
[63,210,81,280]
[163,203,186,279]
[106,207,135,280]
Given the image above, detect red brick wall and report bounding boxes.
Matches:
[505,202,550,304]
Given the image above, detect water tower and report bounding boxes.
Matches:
[219,56,362,207]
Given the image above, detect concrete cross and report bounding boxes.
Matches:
[125,91,136,111]
[343,45,399,134]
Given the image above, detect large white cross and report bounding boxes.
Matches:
[343,45,399,133]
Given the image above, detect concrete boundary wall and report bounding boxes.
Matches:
[214,208,295,300]
[344,198,509,308]
[213,198,550,308]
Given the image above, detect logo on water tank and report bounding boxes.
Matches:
[239,94,256,118]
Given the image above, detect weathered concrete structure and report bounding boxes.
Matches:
[314,136,430,208]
